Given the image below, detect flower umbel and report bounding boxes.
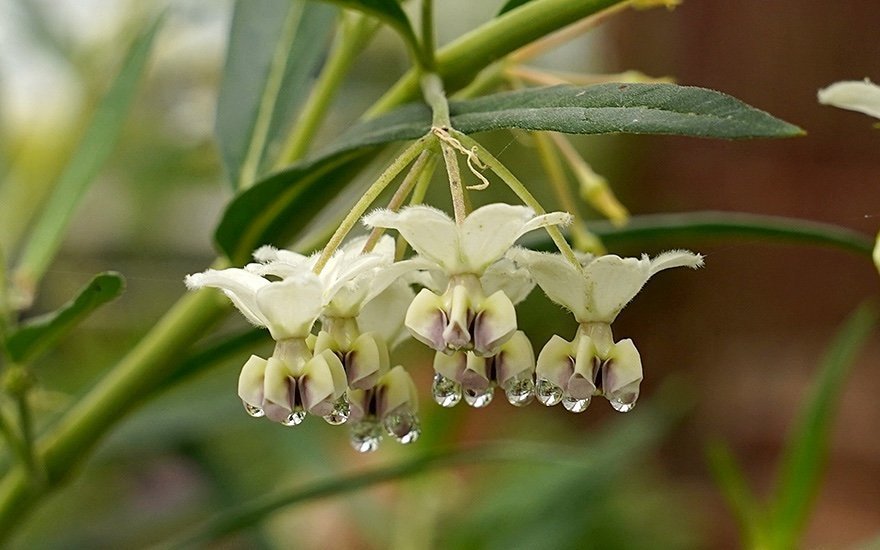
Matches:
[511,248,703,412]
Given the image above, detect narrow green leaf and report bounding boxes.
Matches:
[584,211,875,258]
[705,440,767,548]
[356,84,804,141]
[770,303,877,548]
[497,0,532,15]
[13,15,163,293]
[311,0,419,57]
[216,0,336,189]
[215,149,373,263]
[214,84,803,263]
[6,272,125,364]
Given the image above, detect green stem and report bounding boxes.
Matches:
[276,13,378,166]
[0,288,230,541]
[362,150,435,253]
[0,407,31,477]
[312,136,433,273]
[14,392,42,482]
[365,0,625,118]
[420,0,436,71]
[452,131,581,270]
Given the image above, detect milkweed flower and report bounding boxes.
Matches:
[364,203,571,356]
[510,249,703,412]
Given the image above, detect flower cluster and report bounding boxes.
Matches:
[186,203,702,452]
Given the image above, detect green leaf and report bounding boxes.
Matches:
[6,272,125,364]
[214,85,803,263]
[215,148,373,263]
[497,0,532,15]
[216,0,336,189]
[359,84,804,140]
[585,211,875,258]
[12,15,163,293]
[311,0,419,57]
[706,440,767,548]
[769,303,877,548]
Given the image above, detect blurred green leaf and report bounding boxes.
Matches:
[769,303,876,548]
[216,0,336,189]
[12,15,163,294]
[215,148,372,263]
[706,440,766,548]
[6,272,125,364]
[359,84,804,140]
[497,0,532,15]
[310,0,419,58]
[586,211,875,257]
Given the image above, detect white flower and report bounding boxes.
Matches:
[364,203,570,355]
[818,79,880,120]
[509,249,703,325]
[185,268,323,340]
[347,366,420,452]
[511,248,703,412]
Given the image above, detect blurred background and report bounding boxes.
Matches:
[0,0,878,547]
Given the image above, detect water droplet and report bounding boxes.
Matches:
[281,410,306,426]
[504,377,535,407]
[323,396,350,425]
[610,397,636,413]
[535,378,563,406]
[383,412,421,444]
[463,386,494,408]
[350,421,382,453]
[432,373,462,408]
[562,395,590,413]
[243,402,265,418]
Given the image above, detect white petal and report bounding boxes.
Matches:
[255,274,324,339]
[818,79,880,119]
[459,204,536,273]
[873,231,880,276]
[481,257,535,305]
[648,249,704,275]
[518,211,573,235]
[185,268,269,327]
[357,279,414,347]
[377,366,418,418]
[509,248,588,317]
[363,206,459,270]
[238,355,268,408]
[583,255,652,323]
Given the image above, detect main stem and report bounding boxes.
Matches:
[420,74,467,225]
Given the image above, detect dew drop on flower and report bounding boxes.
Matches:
[463,386,494,408]
[350,421,383,453]
[432,373,462,407]
[383,412,421,444]
[323,396,350,425]
[610,397,636,413]
[535,378,563,406]
[504,377,535,407]
[562,395,590,413]
[243,402,265,418]
[281,410,306,426]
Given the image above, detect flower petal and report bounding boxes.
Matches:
[376,366,418,419]
[492,331,535,388]
[583,255,652,323]
[459,204,536,273]
[301,350,347,415]
[472,290,518,356]
[536,334,576,389]
[357,279,414,348]
[263,356,295,422]
[363,206,458,270]
[404,289,448,351]
[818,79,880,119]
[648,249,704,276]
[185,268,269,327]
[509,248,588,318]
[238,355,268,408]
[255,274,323,339]
[345,332,391,390]
[603,338,643,409]
[481,257,535,305]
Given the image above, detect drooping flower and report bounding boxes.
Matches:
[511,248,703,412]
[364,203,571,356]
[347,366,420,452]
